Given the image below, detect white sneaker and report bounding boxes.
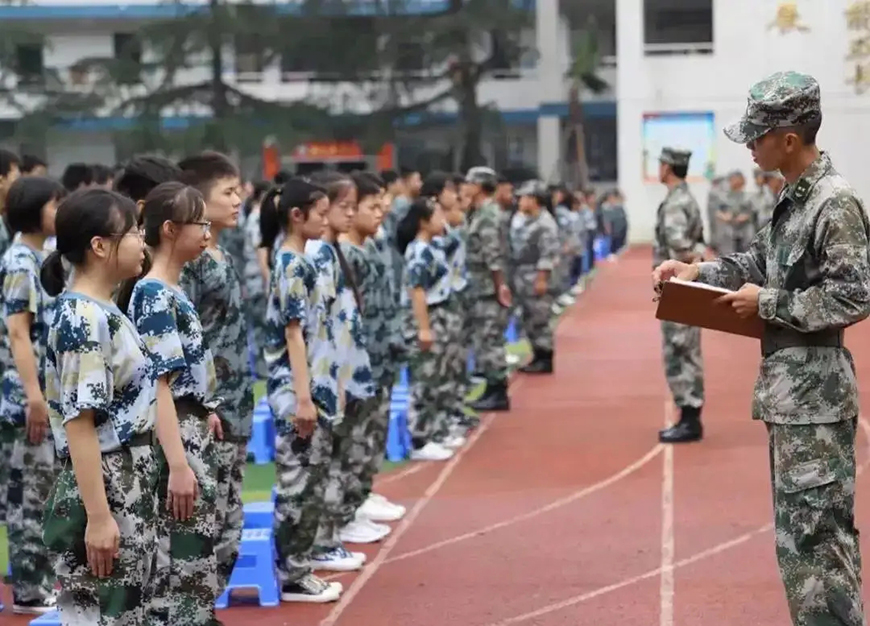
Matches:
[361,517,392,537]
[410,441,453,461]
[369,493,407,518]
[310,545,364,572]
[339,518,389,544]
[358,494,405,522]
[442,435,466,450]
[281,573,342,603]
[571,282,585,295]
[557,293,575,307]
[506,353,522,366]
[352,551,367,565]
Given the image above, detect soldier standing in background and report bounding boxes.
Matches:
[751,168,777,230]
[653,147,707,444]
[654,70,869,626]
[705,175,725,254]
[726,170,757,253]
[465,166,512,412]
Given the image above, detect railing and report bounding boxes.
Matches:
[643,42,714,56]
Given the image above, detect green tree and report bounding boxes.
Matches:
[565,15,609,188]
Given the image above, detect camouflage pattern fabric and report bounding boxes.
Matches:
[0,241,56,426]
[553,204,580,294]
[471,298,509,383]
[357,387,391,502]
[696,153,870,424]
[242,210,268,378]
[405,303,456,445]
[724,71,822,145]
[364,234,405,386]
[7,428,58,602]
[218,222,246,282]
[45,445,158,626]
[0,421,13,522]
[510,209,560,352]
[148,404,219,626]
[768,418,864,626]
[213,440,246,595]
[723,189,756,254]
[180,247,254,441]
[705,178,726,250]
[659,321,704,409]
[752,184,777,231]
[273,422,333,584]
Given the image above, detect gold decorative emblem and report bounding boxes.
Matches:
[769,2,809,33]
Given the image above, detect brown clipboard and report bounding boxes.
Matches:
[655,278,764,339]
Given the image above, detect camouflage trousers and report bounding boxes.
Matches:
[44,441,159,626]
[660,320,704,409]
[516,288,555,352]
[406,302,465,445]
[451,291,473,406]
[470,296,509,384]
[213,439,247,596]
[148,403,219,626]
[0,420,15,523]
[316,396,377,545]
[360,387,393,494]
[768,418,865,626]
[246,292,268,379]
[7,427,58,602]
[273,420,333,584]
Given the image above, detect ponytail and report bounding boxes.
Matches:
[258,186,281,268]
[396,198,435,256]
[40,250,67,297]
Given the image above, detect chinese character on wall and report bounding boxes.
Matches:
[846,1,870,93]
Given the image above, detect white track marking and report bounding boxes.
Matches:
[659,401,675,626]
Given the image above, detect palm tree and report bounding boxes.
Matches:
[565,15,609,189]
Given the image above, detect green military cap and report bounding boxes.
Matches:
[724,70,821,144]
[465,166,498,186]
[659,147,692,167]
[514,179,548,198]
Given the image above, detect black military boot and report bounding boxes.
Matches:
[519,348,554,374]
[658,406,703,443]
[471,379,510,412]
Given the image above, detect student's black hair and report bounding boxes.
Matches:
[273,169,293,186]
[351,172,382,201]
[0,149,20,179]
[380,169,399,186]
[61,163,94,191]
[396,198,436,256]
[309,170,355,204]
[114,154,183,203]
[244,180,272,218]
[116,182,206,312]
[258,178,327,264]
[450,173,466,188]
[91,164,114,186]
[177,151,240,196]
[420,170,452,199]
[20,154,46,174]
[40,188,137,297]
[5,176,67,235]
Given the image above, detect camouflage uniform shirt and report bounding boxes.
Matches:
[242,210,266,299]
[465,198,505,298]
[403,238,453,306]
[653,181,706,268]
[509,209,560,294]
[127,278,218,411]
[0,242,56,425]
[45,293,157,457]
[365,233,405,381]
[265,249,339,425]
[697,152,870,424]
[180,247,254,440]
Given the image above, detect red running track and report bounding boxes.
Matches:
[5,245,870,625]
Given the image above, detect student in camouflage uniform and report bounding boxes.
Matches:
[752,168,778,230]
[656,71,870,626]
[0,149,20,525]
[511,181,560,374]
[705,176,726,253]
[302,172,385,566]
[122,182,221,626]
[178,153,254,599]
[725,170,757,253]
[653,147,707,445]
[464,166,511,412]
[113,154,183,215]
[260,177,343,603]
[398,197,465,461]
[335,173,407,531]
[41,189,159,626]
[242,182,272,379]
[1,176,66,614]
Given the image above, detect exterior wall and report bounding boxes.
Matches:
[618,0,868,244]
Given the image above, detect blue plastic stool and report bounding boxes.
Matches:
[215,528,280,609]
[271,485,277,502]
[397,365,410,390]
[581,250,591,274]
[467,351,475,374]
[386,385,411,462]
[30,611,61,625]
[593,236,611,261]
[243,501,275,529]
[248,398,275,465]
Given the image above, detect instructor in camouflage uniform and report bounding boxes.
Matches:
[654,147,707,444]
[654,70,869,626]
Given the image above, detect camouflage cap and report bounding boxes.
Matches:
[659,147,692,167]
[465,166,498,186]
[514,179,549,200]
[724,70,821,144]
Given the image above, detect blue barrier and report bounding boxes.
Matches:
[249,398,275,465]
[29,612,61,625]
[505,316,519,343]
[216,528,280,609]
[386,382,412,462]
[243,500,275,529]
[593,236,611,261]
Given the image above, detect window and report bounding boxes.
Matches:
[16,43,43,86]
[235,34,264,79]
[113,33,142,85]
[395,41,426,73]
[643,0,713,54]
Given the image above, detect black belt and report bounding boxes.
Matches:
[761,328,844,356]
[128,431,156,447]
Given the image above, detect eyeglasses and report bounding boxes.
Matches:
[174,220,211,235]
